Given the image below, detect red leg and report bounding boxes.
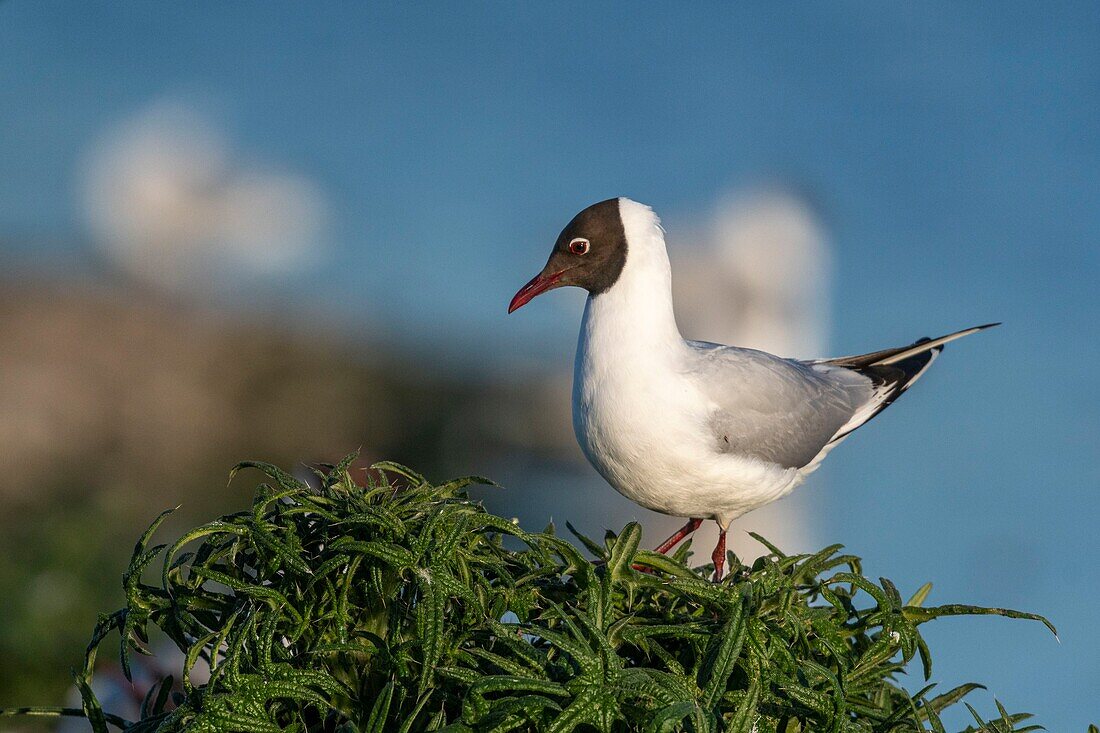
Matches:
[711,527,727,581]
[653,518,703,555]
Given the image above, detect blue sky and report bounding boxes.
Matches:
[1,2,1098,727]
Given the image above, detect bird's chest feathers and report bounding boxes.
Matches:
[574,356,669,459]
[571,301,699,481]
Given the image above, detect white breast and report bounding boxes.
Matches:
[572,296,698,510]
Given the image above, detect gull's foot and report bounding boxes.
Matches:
[654,517,703,555]
[711,528,727,582]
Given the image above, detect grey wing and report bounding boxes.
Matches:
[687,342,874,469]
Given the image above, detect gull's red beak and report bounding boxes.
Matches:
[508,269,565,313]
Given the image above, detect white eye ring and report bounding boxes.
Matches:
[569,238,590,255]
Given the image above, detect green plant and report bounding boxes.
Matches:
[1,455,1061,732]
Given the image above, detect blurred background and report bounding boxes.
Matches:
[0,2,1097,730]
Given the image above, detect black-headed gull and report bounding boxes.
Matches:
[509,198,995,580]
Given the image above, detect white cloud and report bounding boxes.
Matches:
[81,100,328,291]
[671,189,831,359]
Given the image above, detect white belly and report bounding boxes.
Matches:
[572,327,804,526]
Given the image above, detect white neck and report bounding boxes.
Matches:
[578,199,685,360]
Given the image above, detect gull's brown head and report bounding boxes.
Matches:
[508,198,629,313]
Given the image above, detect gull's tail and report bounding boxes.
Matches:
[815,322,1000,444]
[822,323,1000,370]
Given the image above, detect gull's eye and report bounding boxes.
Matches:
[569,238,590,255]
